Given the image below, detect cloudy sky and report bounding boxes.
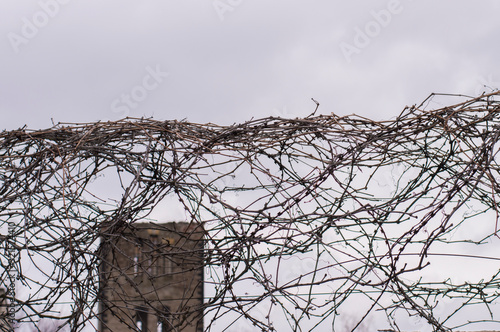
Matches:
[2,0,500,131]
[2,1,500,330]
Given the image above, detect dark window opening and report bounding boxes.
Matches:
[134,245,140,276]
[135,306,148,332]
[157,306,172,332]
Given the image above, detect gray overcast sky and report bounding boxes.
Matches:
[2,1,500,130]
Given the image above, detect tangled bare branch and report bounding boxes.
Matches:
[1,92,500,331]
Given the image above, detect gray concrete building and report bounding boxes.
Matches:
[98,222,204,331]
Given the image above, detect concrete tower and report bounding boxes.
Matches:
[98,222,204,331]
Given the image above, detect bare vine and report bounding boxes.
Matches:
[1,92,500,331]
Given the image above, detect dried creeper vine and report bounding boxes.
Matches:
[1,92,500,331]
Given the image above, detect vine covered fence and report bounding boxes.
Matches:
[1,92,500,331]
